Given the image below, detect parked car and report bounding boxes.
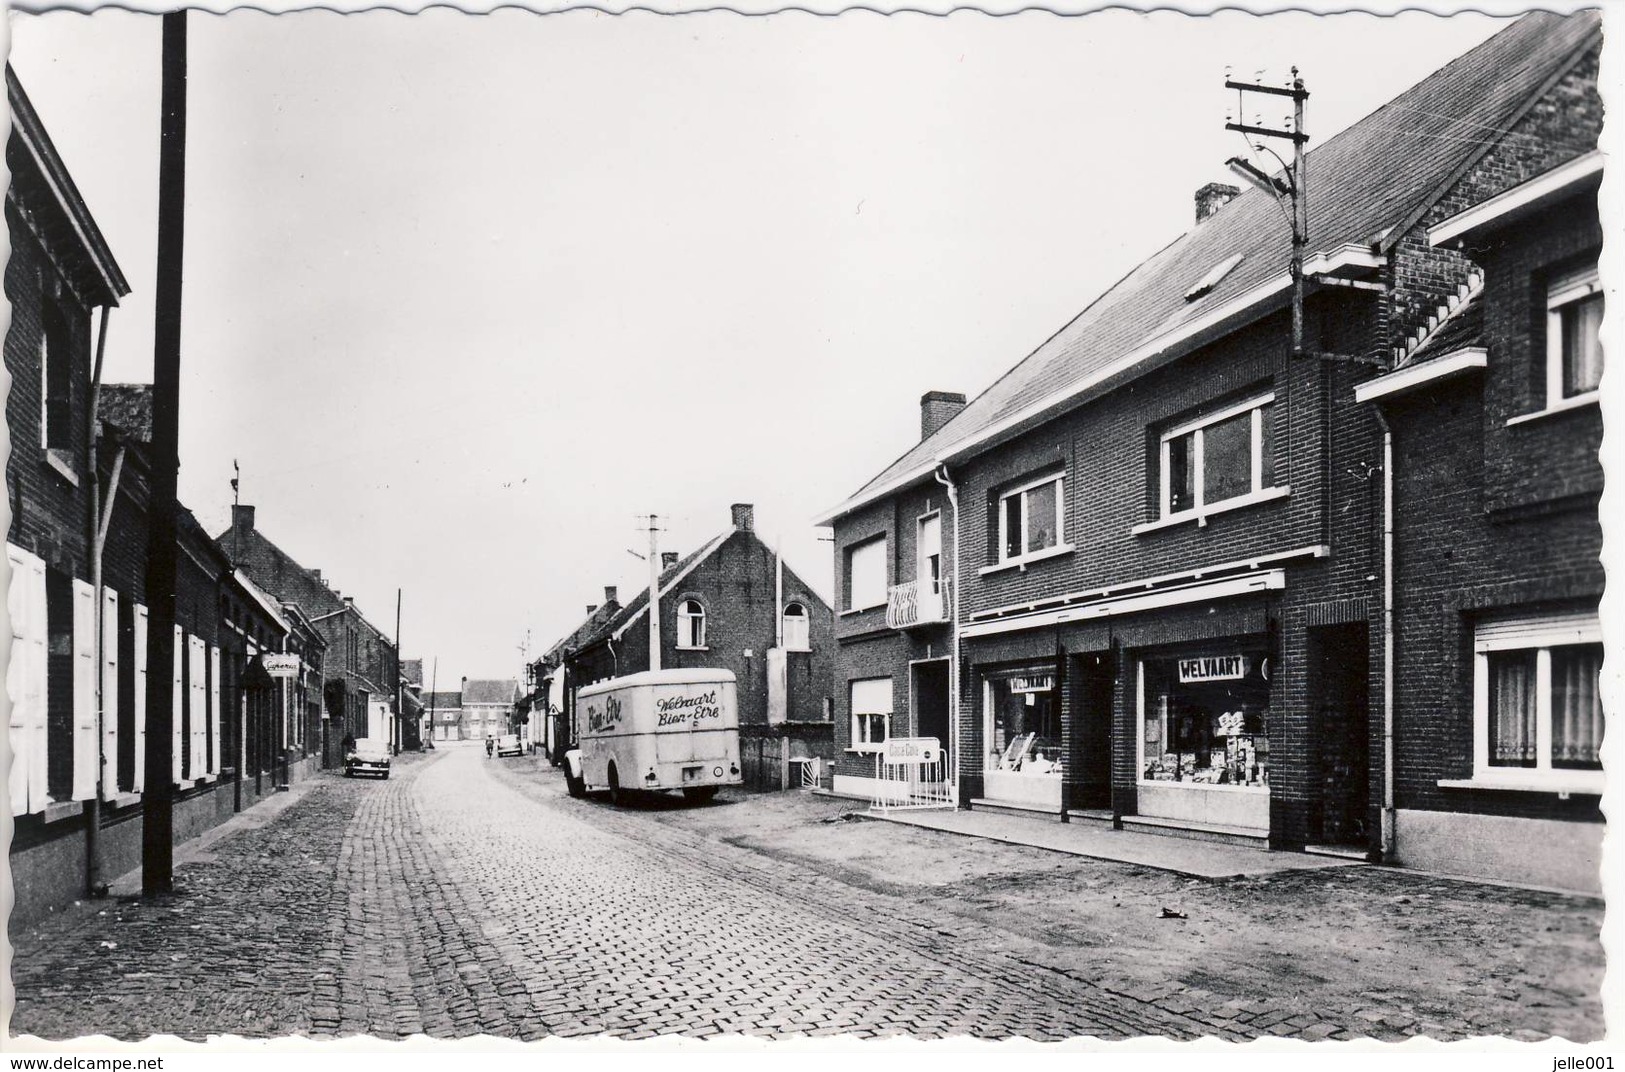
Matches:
[344,737,391,779]
[495,733,524,758]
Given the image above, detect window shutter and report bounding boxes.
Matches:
[72,579,98,801]
[189,636,206,779]
[1475,612,1600,651]
[8,545,50,815]
[102,588,119,796]
[132,605,148,794]
[850,677,893,716]
[210,646,222,775]
[172,625,184,786]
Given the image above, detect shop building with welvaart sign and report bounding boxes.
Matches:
[816,11,1603,892]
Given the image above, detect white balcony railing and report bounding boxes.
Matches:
[886,578,951,630]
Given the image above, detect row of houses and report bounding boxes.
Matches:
[6,65,412,926]
[419,677,520,743]
[532,503,838,789]
[817,11,1605,894]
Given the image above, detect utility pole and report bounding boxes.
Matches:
[143,9,187,898]
[428,657,438,745]
[645,514,662,673]
[394,587,402,755]
[1224,67,1310,357]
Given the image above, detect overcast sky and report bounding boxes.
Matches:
[8,4,1584,687]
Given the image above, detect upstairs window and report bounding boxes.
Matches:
[917,513,942,593]
[997,472,1065,564]
[1547,262,1603,405]
[845,536,887,612]
[41,300,74,457]
[677,599,706,649]
[1161,394,1276,518]
[782,602,810,652]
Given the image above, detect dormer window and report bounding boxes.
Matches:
[1185,254,1245,302]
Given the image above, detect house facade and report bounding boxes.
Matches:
[462,678,518,742]
[817,11,1603,892]
[546,504,836,786]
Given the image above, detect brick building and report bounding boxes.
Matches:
[221,504,400,760]
[422,690,464,742]
[816,12,1602,890]
[461,678,518,743]
[1351,36,1603,890]
[544,504,836,786]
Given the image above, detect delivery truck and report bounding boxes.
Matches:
[564,668,741,805]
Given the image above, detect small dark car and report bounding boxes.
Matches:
[344,737,391,779]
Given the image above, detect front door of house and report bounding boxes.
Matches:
[1308,623,1371,848]
[912,660,951,772]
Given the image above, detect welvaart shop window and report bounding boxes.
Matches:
[677,599,706,649]
[1476,612,1602,789]
[846,536,887,611]
[1161,394,1277,518]
[782,602,810,651]
[849,677,891,752]
[1546,262,1603,407]
[997,472,1065,564]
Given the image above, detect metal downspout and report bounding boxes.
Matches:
[1374,406,1396,863]
[934,464,960,806]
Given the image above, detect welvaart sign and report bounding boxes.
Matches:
[1176,654,1249,683]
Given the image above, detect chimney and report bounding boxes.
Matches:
[311,569,322,583]
[604,586,618,605]
[920,391,967,440]
[661,551,679,570]
[586,604,598,615]
[731,503,754,532]
[1195,182,1240,224]
[232,503,256,534]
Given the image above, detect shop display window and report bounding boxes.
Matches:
[986,672,1062,776]
[1140,650,1271,789]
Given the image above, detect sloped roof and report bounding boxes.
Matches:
[462,679,518,705]
[401,658,424,688]
[544,601,624,664]
[98,384,153,442]
[423,691,462,711]
[821,10,1599,522]
[593,530,733,646]
[1406,290,1483,366]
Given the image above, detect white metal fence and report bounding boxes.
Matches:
[868,738,953,811]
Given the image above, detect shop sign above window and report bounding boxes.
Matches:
[1177,654,1248,683]
[1008,674,1055,694]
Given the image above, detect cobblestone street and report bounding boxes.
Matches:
[9,746,1604,1043]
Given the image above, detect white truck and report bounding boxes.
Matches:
[565,668,741,805]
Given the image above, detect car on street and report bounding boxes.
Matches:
[344,737,391,779]
[495,734,524,758]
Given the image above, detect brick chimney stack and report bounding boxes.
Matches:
[661,551,679,570]
[731,503,754,532]
[232,503,255,534]
[586,604,598,615]
[920,391,967,440]
[604,586,618,605]
[1195,182,1241,224]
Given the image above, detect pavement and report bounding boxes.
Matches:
[870,807,1364,879]
[7,746,1604,1043]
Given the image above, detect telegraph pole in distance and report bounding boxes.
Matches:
[644,515,662,673]
[143,9,187,898]
[1224,68,1310,357]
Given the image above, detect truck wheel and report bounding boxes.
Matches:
[565,766,586,798]
[607,764,626,808]
[682,786,718,805]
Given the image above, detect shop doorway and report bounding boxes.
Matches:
[1307,623,1370,848]
[911,659,951,771]
[1068,652,1113,810]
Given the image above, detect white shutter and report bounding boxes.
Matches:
[850,677,893,716]
[8,545,49,815]
[188,636,206,779]
[132,605,148,793]
[172,625,184,786]
[209,646,222,775]
[1475,611,1601,652]
[102,588,119,795]
[71,578,97,801]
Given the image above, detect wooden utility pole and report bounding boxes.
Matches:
[142,9,187,898]
[394,588,402,754]
[645,515,662,672]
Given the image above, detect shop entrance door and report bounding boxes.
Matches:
[1069,652,1113,810]
[1307,623,1370,848]
[911,660,951,773]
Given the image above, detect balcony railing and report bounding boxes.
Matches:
[886,578,951,630]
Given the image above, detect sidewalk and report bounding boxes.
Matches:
[871,807,1365,879]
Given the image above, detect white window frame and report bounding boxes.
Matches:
[781,601,810,652]
[848,677,891,753]
[917,511,943,593]
[1544,262,1602,410]
[845,536,888,612]
[676,599,707,650]
[996,471,1067,566]
[1459,612,1604,794]
[1158,393,1279,522]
